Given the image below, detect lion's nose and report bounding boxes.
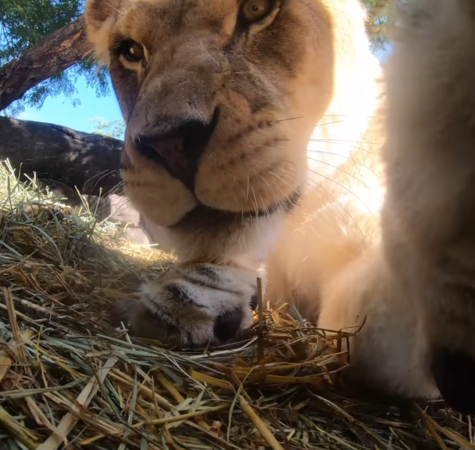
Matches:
[134,109,219,189]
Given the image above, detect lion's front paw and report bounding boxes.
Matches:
[110,264,258,346]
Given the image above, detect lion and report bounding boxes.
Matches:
[84,0,475,414]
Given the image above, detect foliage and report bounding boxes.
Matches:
[89,117,126,140]
[0,0,392,118]
[0,0,81,57]
[0,0,110,116]
[362,0,393,52]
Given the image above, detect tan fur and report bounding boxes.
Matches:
[85,0,475,410]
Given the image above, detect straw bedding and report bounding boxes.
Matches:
[0,160,474,450]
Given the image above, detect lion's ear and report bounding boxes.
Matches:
[85,0,127,65]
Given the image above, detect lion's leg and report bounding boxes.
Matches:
[112,215,278,347]
[111,263,259,346]
[269,0,475,410]
[319,0,475,411]
[267,199,435,398]
[380,0,475,412]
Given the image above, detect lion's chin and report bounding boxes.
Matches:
[167,190,301,231]
[126,169,302,230]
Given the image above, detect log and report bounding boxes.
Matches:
[0,116,153,245]
[0,116,123,196]
[0,16,93,112]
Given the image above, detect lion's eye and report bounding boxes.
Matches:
[118,40,145,63]
[241,0,274,23]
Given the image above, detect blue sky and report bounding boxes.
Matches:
[17,76,123,135]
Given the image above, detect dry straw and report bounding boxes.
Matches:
[0,160,473,450]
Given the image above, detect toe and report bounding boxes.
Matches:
[213,308,244,342]
[109,298,183,345]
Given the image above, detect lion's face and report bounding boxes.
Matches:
[85,0,335,228]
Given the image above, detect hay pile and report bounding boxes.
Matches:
[0,160,473,450]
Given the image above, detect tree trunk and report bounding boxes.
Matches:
[0,116,123,196]
[0,16,93,112]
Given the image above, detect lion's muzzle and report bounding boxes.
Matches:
[132,108,220,190]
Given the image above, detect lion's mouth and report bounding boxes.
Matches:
[170,190,301,230]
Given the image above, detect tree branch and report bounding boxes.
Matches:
[0,116,122,196]
[0,16,93,112]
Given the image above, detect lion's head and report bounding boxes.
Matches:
[85,0,372,260]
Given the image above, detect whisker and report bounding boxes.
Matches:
[307,152,379,178]
[308,139,376,155]
[309,137,373,145]
[257,193,271,218]
[306,158,375,191]
[276,116,303,123]
[305,168,373,214]
[109,182,125,196]
[259,174,289,214]
[271,167,366,234]
[84,169,118,185]
[84,169,122,196]
[249,185,260,221]
[313,119,357,128]
[319,113,376,119]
